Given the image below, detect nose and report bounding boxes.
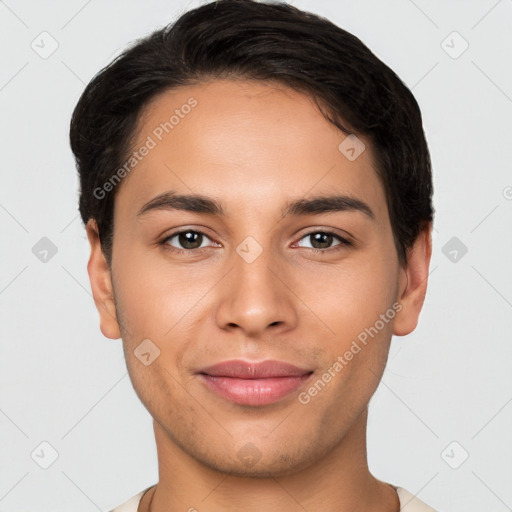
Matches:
[214,243,298,337]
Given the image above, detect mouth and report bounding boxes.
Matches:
[197,359,314,406]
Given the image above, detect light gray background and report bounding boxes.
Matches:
[1,0,511,511]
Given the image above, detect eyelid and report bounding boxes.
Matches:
[293,225,353,243]
[292,230,352,249]
[161,228,218,249]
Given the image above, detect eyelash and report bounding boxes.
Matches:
[159,229,352,256]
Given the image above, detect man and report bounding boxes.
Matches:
[69,1,439,510]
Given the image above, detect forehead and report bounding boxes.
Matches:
[115,79,388,222]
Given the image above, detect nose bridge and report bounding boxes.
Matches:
[234,236,277,293]
[215,234,296,334]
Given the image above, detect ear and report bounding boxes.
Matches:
[393,223,433,336]
[85,219,121,340]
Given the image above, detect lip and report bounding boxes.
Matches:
[197,359,313,406]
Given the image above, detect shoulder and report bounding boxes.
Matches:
[396,486,441,511]
[108,486,152,512]
[109,484,442,512]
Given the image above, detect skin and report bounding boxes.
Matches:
[86,79,432,512]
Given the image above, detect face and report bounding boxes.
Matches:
[87,79,430,477]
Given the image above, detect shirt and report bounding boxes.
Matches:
[110,484,440,511]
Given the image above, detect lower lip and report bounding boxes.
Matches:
[198,373,312,406]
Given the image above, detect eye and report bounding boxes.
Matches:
[162,230,216,252]
[295,230,351,252]
[160,228,352,256]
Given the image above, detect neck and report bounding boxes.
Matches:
[140,408,398,512]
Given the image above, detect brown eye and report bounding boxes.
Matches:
[296,231,351,251]
[310,232,334,249]
[164,230,212,250]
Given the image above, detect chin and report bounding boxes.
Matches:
[191,444,320,479]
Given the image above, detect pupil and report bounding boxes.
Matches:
[312,232,332,249]
[180,231,201,249]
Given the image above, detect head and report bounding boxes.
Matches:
[70,0,433,477]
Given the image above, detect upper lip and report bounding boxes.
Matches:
[198,359,312,379]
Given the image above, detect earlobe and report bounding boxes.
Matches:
[85,219,121,340]
[393,223,433,337]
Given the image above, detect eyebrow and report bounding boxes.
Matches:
[282,195,375,220]
[137,191,375,220]
[138,191,224,217]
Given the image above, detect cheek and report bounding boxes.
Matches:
[112,252,208,391]
[112,246,199,336]
[307,256,398,343]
